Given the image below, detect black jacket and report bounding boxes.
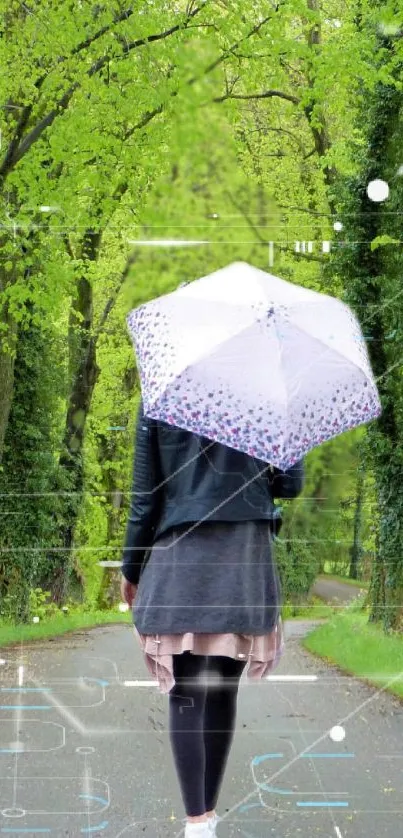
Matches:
[121,400,304,584]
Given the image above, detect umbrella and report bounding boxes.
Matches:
[126,261,381,469]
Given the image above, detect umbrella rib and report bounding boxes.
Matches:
[158,310,259,392]
[155,311,289,454]
[281,310,371,376]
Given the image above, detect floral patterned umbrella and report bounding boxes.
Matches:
[126,261,381,469]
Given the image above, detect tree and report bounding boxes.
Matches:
[0,0,222,462]
[2,1,300,607]
[331,21,403,629]
[0,312,63,619]
[2,0,399,618]
[2,2,284,605]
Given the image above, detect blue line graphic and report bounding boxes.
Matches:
[238,803,262,813]
[297,802,349,808]
[256,782,295,795]
[0,689,51,693]
[256,780,350,801]
[0,706,50,710]
[82,678,109,687]
[1,829,51,833]
[81,822,109,833]
[251,754,283,765]
[79,794,109,806]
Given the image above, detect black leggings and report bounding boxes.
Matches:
[168,652,246,817]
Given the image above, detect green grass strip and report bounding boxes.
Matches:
[0,597,333,649]
[0,609,132,648]
[282,597,334,620]
[302,611,403,699]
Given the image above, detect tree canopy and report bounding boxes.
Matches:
[1,0,403,626]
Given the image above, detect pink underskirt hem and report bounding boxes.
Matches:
[133,618,285,694]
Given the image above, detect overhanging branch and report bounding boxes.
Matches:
[94,252,138,341]
[188,12,276,85]
[0,4,207,179]
[214,89,300,105]
[71,6,135,56]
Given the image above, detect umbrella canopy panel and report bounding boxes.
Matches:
[127,262,381,468]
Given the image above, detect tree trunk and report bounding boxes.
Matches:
[95,434,123,610]
[304,0,338,210]
[49,331,100,604]
[96,364,137,609]
[368,524,386,624]
[46,232,101,604]
[0,299,18,465]
[349,470,364,580]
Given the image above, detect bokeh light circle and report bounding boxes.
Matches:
[329,725,346,742]
[367,179,389,202]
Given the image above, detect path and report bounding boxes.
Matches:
[1,621,401,837]
[311,576,366,604]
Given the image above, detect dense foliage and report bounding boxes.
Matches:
[1,0,402,625]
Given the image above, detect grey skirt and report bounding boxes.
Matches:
[132,520,282,636]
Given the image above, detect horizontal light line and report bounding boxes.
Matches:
[297,802,349,807]
[300,753,354,758]
[0,688,52,693]
[0,705,51,710]
[127,239,210,246]
[122,675,318,688]
[265,675,318,682]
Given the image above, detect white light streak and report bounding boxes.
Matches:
[127,239,210,247]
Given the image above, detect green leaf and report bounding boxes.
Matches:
[370,235,400,251]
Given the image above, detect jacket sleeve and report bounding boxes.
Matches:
[121,401,163,585]
[269,459,305,500]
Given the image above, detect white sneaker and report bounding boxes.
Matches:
[184,822,211,838]
[207,813,219,835]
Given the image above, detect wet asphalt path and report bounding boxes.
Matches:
[1,620,402,838]
[311,577,367,605]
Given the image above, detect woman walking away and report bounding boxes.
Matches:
[120,399,304,837]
